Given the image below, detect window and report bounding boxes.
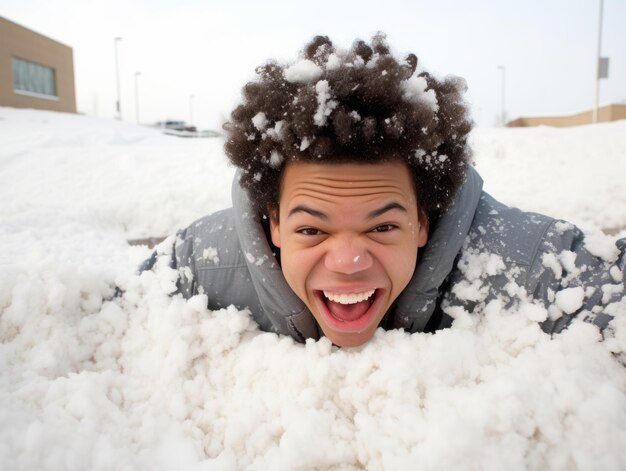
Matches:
[12,57,58,99]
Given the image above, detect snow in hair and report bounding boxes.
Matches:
[224,33,473,222]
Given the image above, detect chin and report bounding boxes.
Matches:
[325,330,376,348]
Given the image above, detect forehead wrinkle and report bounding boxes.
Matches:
[306,175,406,188]
[279,161,419,214]
[287,181,409,199]
[309,174,397,183]
[285,189,414,224]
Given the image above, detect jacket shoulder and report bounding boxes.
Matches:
[169,210,267,317]
[449,192,624,334]
[183,209,248,271]
[466,192,554,268]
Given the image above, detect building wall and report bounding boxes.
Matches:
[507,104,626,127]
[0,16,76,113]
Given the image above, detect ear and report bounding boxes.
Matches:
[268,206,281,248]
[417,211,429,248]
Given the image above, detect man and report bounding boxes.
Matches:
[142,34,625,348]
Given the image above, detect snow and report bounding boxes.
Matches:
[268,150,283,169]
[0,107,234,239]
[400,75,439,111]
[202,247,219,265]
[313,80,337,127]
[326,53,341,71]
[584,230,622,262]
[472,121,626,232]
[299,136,311,151]
[1,106,626,469]
[283,59,323,84]
[251,112,267,131]
[265,120,284,141]
[555,287,586,314]
[611,266,624,283]
[542,253,563,279]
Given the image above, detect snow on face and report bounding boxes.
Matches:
[283,59,323,84]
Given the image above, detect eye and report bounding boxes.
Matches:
[296,227,324,236]
[372,224,397,233]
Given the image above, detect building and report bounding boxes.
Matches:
[0,16,76,113]
[507,103,626,127]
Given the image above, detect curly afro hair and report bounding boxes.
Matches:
[224,33,473,223]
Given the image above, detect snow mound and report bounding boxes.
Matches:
[472,121,626,231]
[1,107,626,469]
[0,107,234,239]
[1,235,625,469]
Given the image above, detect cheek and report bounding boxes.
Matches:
[279,244,319,292]
[376,243,418,286]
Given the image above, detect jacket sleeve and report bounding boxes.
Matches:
[527,220,625,335]
[137,226,197,298]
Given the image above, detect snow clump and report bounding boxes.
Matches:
[555,286,586,314]
[268,150,284,169]
[283,59,323,84]
[325,53,342,70]
[202,247,219,265]
[313,80,338,127]
[252,112,268,131]
[400,75,439,111]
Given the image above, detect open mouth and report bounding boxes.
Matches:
[315,288,384,332]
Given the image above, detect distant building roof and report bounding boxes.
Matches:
[507,103,626,127]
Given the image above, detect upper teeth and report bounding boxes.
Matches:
[323,290,375,305]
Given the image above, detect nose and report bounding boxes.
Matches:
[324,236,373,275]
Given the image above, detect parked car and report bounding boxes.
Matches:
[156,120,197,132]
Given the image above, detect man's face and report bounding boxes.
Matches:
[269,161,429,348]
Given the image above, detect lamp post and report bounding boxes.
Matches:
[592,0,604,124]
[497,65,506,126]
[134,72,141,124]
[114,37,123,120]
[189,94,195,127]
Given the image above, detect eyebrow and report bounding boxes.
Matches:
[287,202,407,221]
[366,202,407,220]
[287,204,328,220]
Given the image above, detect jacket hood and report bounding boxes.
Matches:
[392,166,483,332]
[231,166,484,341]
[231,173,318,341]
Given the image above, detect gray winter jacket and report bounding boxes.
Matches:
[144,167,625,342]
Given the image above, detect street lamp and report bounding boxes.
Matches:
[114,37,123,120]
[134,72,141,124]
[592,0,605,124]
[189,94,195,127]
[497,65,506,126]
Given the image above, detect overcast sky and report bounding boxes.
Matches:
[3,0,625,129]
